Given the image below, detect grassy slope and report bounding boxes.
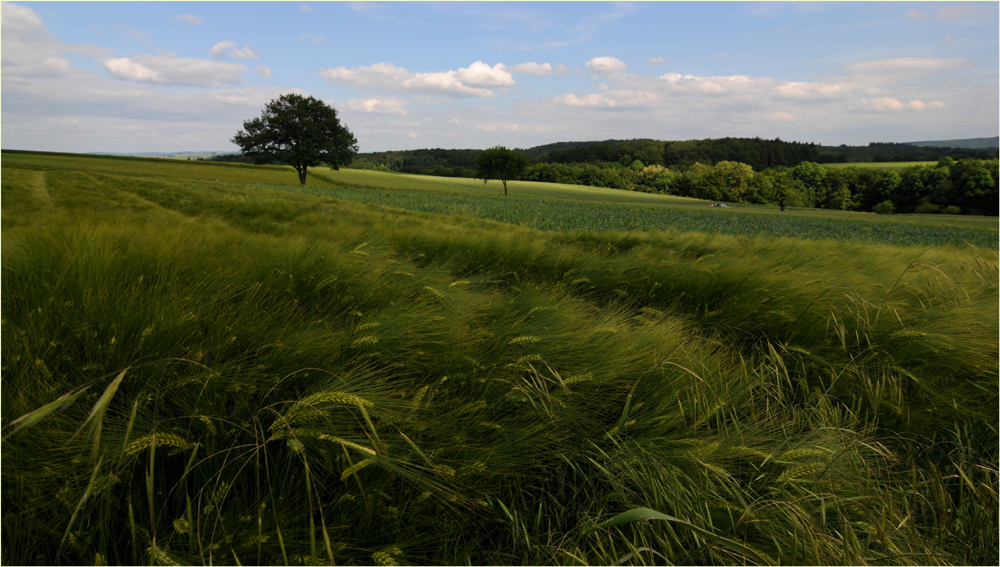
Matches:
[2,153,998,565]
[4,151,996,247]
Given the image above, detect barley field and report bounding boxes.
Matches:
[2,151,997,566]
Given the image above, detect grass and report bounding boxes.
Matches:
[2,151,998,566]
[4,151,996,248]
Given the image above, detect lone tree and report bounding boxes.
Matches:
[232,94,358,185]
[476,146,527,196]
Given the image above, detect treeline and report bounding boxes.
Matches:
[349,137,997,175]
[666,159,999,216]
[219,136,999,215]
[206,153,256,164]
[349,149,481,177]
[816,142,997,163]
[349,137,823,176]
[533,137,821,171]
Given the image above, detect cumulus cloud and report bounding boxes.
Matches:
[318,61,514,97]
[852,97,945,112]
[586,56,627,74]
[103,54,247,87]
[659,72,761,95]
[555,89,658,109]
[210,40,258,60]
[209,40,235,57]
[173,14,203,25]
[476,123,520,132]
[505,62,569,76]
[344,96,407,115]
[256,64,272,78]
[318,62,410,89]
[773,81,853,101]
[1,1,73,76]
[647,56,668,65]
[454,61,515,86]
[549,57,963,124]
[229,45,258,60]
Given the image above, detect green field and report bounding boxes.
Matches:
[3,151,998,566]
[4,151,995,248]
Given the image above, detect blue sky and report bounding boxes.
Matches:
[3,1,997,154]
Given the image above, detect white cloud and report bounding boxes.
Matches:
[1,1,73,76]
[209,40,235,57]
[843,57,973,82]
[773,81,852,101]
[506,62,569,76]
[555,89,658,109]
[586,56,627,75]
[344,96,407,115]
[476,123,520,132]
[659,72,761,95]
[173,14,203,25]
[229,45,258,60]
[454,61,514,87]
[647,56,668,66]
[318,61,514,98]
[904,8,928,20]
[256,64,272,78]
[210,40,258,60]
[318,62,411,89]
[103,54,247,87]
[300,4,312,13]
[852,97,946,113]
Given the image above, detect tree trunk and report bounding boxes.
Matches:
[502,180,508,196]
[297,166,308,185]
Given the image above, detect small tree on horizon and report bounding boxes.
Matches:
[476,146,527,196]
[232,94,358,185]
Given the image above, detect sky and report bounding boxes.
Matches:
[2,1,998,154]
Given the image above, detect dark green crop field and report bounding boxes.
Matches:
[3,151,998,566]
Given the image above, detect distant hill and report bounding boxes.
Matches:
[518,139,653,160]
[93,151,233,159]
[905,137,999,150]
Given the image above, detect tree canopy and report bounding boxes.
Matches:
[476,146,527,196]
[232,94,358,185]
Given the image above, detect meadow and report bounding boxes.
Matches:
[3,151,995,249]
[2,151,998,566]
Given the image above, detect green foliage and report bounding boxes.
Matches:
[3,152,998,565]
[475,146,528,196]
[817,141,997,163]
[874,200,895,215]
[232,94,358,185]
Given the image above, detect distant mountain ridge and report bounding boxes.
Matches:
[92,151,232,158]
[905,137,999,150]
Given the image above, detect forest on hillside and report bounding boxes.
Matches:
[208,137,998,216]
[343,137,998,176]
